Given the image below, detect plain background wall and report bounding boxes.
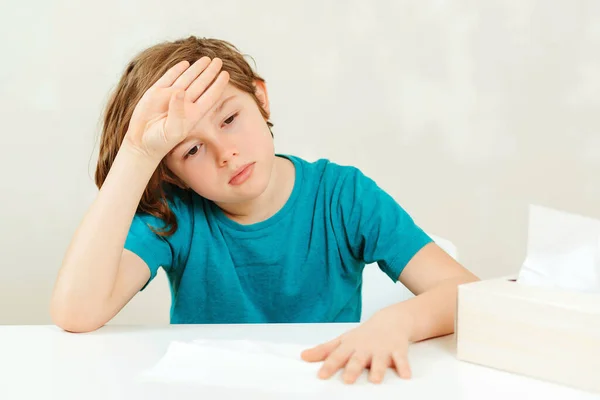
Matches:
[0,1,598,325]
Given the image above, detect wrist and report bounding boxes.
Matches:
[118,140,165,169]
[379,302,417,342]
[100,141,163,192]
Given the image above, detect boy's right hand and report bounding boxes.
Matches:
[123,57,230,161]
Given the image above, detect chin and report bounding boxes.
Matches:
[239,165,271,198]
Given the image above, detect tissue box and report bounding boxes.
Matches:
[456,276,600,393]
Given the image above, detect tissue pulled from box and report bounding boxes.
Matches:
[517,204,600,294]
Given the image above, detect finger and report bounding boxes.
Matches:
[163,90,186,142]
[187,70,230,126]
[152,61,191,88]
[301,336,342,362]
[187,58,225,103]
[317,345,353,380]
[391,351,412,380]
[171,56,213,91]
[369,353,391,384]
[342,351,371,384]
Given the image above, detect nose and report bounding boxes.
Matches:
[214,138,239,167]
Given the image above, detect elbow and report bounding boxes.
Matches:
[451,268,480,286]
[52,316,104,334]
[49,295,106,333]
[461,272,480,284]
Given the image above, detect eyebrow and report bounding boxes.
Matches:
[211,95,237,119]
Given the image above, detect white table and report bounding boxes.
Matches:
[0,324,597,400]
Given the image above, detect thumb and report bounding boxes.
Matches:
[164,90,186,140]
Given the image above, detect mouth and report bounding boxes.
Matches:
[229,162,256,185]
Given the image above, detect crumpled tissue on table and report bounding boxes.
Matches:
[137,338,345,393]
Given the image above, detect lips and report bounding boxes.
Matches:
[228,162,255,185]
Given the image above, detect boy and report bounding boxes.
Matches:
[51,36,479,384]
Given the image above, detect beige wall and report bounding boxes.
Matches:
[1,1,598,324]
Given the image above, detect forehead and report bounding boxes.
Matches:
[208,85,245,118]
[217,83,248,101]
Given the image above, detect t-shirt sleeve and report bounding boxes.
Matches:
[335,166,433,282]
[124,213,175,290]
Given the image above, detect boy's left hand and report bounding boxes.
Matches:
[300,307,413,384]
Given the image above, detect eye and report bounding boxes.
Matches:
[185,144,202,158]
[223,113,238,126]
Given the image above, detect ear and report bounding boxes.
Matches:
[254,79,270,116]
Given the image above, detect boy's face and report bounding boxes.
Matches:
[164,81,275,205]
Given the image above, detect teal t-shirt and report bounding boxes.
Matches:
[124,155,432,324]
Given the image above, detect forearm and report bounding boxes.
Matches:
[387,275,480,343]
[51,145,159,316]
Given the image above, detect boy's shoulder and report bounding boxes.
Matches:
[284,154,386,202]
[283,154,363,183]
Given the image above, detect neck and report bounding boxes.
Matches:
[217,156,294,225]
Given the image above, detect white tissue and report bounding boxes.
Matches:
[137,339,328,393]
[517,204,600,294]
